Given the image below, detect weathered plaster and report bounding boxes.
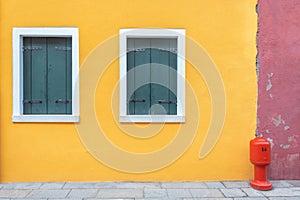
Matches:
[257,0,300,179]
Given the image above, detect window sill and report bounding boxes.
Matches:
[12,115,79,123]
[119,115,185,123]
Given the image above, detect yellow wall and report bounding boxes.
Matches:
[0,0,257,182]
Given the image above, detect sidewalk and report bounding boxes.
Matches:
[0,180,299,199]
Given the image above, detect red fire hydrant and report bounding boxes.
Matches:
[250,137,272,190]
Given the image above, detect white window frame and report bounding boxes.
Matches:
[119,28,185,123]
[12,27,80,122]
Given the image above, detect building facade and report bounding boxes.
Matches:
[0,0,282,182]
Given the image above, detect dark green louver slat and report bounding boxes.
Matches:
[127,39,135,115]
[133,39,151,115]
[31,38,47,114]
[151,39,170,115]
[66,38,72,114]
[48,38,67,114]
[169,39,177,115]
[23,37,32,114]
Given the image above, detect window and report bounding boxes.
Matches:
[12,28,79,122]
[119,29,185,123]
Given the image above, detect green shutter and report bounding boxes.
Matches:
[48,38,67,114]
[151,39,170,115]
[23,37,32,114]
[127,39,135,115]
[66,38,72,114]
[127,38,178,115]
[31,37,47,114]
[169,39,177,115]
[23,37,72,115]
[127,39,151,115]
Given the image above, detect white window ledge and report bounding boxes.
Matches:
[120,115,185,123]
[12,115,79,123]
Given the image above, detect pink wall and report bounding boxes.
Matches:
[258,0,300,179]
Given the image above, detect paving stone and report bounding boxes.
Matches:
[205,181,226,188]
[221,188,247,197]
[161,182,207,188]
[183,198,231,200]
[95,182,160,189]
[242,188,265,197]
[63,182,98,189]
[261,187,300,197]
[1,182,42,189]
[271,180,293,187]
[40,182,65,189]
[144,188,168,198]
[26,189,70,198]
[50,198,82,200]
[89,199,134,200]
[268,197,300,200]
[136,199,170,200]
[222,181,250,188]
[96,188,143,198]
[0,189,31,198]
[189,189,224,198]
[287,180,300,187]
[234,198,268,200]
[67,189,98,198]
[12,199,47,200]
[49,199,82,200]
[135,199,166,200]
[167,188,192,198]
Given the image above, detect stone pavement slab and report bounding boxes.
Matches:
[102,182,160,189]
[26,189,70,198]
[234,198,268,200]
[13,199,47,200]
[1,182,42,189]
[0,189,31,198]
[39,182,65,189]
[183,198,232,200]
[241,187,265,197]
[222,181,250,188]
[205,181,226,188]
[63,182,98,189]
[67,188,98,198]
[189,188,224,198]
[96,188,143,198]
[167,188,192,198]
[161,182,207,188]
[261,187,300,197]
[221,188,247,197]
[287,180,300,187]
[0,180,299,199]
[144,188,168,198]
[268,197,300,200]
[271,180,293,188]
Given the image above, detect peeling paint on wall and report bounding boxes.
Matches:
[267,137,274,148]
[266,73,273,91]
[280,144,290,149]
[271,115,285,127]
